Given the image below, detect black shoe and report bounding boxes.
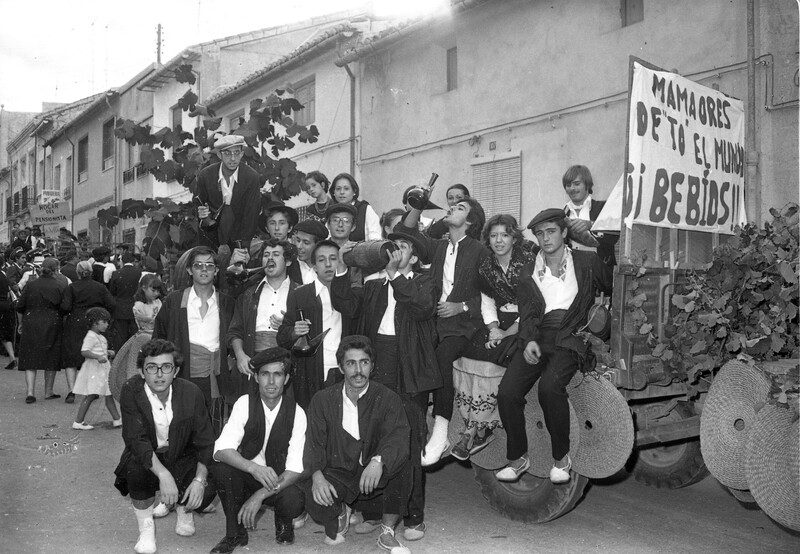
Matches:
[275,521,295,545]
[210,533,248,553]
[5,359,17,370]
[25,395,35,404]
[65,392,75,404]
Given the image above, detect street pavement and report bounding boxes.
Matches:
[1,363,797,553]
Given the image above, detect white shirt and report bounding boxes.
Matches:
[377,271,413,336]
[144,384,173,449]
[255,277,291,332]
[218,165,240,205]
[187,286,220,351]
[314,278,342,372]
[342,383,369,440]
[440,235,466,302]
[103,262,116,283]
[213,395,306,473]
[363,203,382,241]
[296,260,316,284]
[533,248,579,313]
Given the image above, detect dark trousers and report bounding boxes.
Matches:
[497,332,581,461]
[433,335,489,420]
[124,450,216,507]
[212,462,303,537]
[359,335,427,526]
[301,464,410,539]
[185,376,224,437]
[113,318,138,350]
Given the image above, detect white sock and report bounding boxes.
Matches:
[134,506,154,532]
[133,506,156,554]
[428,416,449,445]
[175,504,195,536]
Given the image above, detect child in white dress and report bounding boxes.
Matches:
[72,307,120,430]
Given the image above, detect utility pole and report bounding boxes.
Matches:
[156,24,163,64]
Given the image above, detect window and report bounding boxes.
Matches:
[12,162,17,186]
[20,158,26,185]
[621,0,644,26]
[37,158,44,188]
[171,105,182,131]
[53,164,61,192]
[78,136,89,183]
[228,109,245,132]
[21,187,28,211]
[471,154,522,222]
[13,192,19,214]
[65,155,73,198]
[88,217,109,244]
[122,228,136,245]
[5,196,10,220]
[446,47,458,92]
[102,118,115,170]
[293,78,315,126]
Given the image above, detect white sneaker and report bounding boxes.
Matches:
[421,437,451,467]
[549,455,572,484]
[134,518,156,554]
[175,507,195,536]
[292,511,309,529]
[152,502,169,518]
[72,421,94,430]
[377,524,411,554]
[112,419,123,428]
[403,522,426,541]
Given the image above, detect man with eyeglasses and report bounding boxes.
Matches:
[113,338,216,554]
[325,203,362,288]
[154,246,235,434]
[195,134,264,256]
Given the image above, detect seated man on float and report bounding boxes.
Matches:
[495,208,612,484]
[210,347,306,553]
[113,339,216,554]
[288,219,329,285]
[302,335,412,553]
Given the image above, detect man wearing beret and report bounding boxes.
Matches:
[288,219,328,286]
[210,347,306,552]
[195,134,264,253]
[495,208,612,484]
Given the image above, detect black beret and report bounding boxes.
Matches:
[262,200,299,228]
[249,347,293,373]
[293,219,329,242]
[325,203,358,221]
[527,208,568,231]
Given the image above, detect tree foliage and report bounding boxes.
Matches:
[98,65,320,269]
[643,204,800,411]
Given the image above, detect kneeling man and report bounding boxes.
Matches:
[211,347,306,552]
[303,335,412,553]
[114,339,216,554]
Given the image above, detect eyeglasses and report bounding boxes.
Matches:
[143,363,175,375]
[192,262,217,270]
[330,217,353,225]
[220,149,244,157]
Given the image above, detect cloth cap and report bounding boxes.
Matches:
[293,220,329,242]
[387,232,429,265]
[325,203,358,221]
[249,347,293,375]
[527,208,567,231]
[214,134,246,151]
[262,200,299,228]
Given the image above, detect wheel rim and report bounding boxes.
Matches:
[637,406,690,468]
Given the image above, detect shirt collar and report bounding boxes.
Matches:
[448,234,467,253]
[260,396,283,418]
[218,164,240,185]
[313,277,330,297]
[258,275,290,293]
[144,381,173,407]
[342,382,370,401]
[566,194,593,214]
[535,246,573,281]
[188,285,217,306]
[386,270,413,284]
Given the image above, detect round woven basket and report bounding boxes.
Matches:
[109,332,153,401]
[744,404,800,532]
[700,360,770,489]
[567,372,634,479]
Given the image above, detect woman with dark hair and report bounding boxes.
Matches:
[331,172,381,241]
[17,257,68,403]
[61,260,116,404]
[449,214,539,461]
[380,208,406,239]
[303,171,333,223]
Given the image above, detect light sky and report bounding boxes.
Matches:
[0,0,446,113]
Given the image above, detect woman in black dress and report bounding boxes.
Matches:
[0,257,17,368]
[17,258,68,403]
[61,261,116,404]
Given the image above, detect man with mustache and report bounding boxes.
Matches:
[301,335,412,552]
[277,240,359,409]
[228,239,299,387]
[210,347,306,552]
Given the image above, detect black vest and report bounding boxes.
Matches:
[238,392,296,474]
[92,263,106,285]
[348,199,369,242]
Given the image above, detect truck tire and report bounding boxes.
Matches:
[473,466,589,523]
[632,403,709,488]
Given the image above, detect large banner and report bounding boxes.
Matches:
[30,201,70,236]
[623,61,747,234]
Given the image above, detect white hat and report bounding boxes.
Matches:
[214,134,246,151]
